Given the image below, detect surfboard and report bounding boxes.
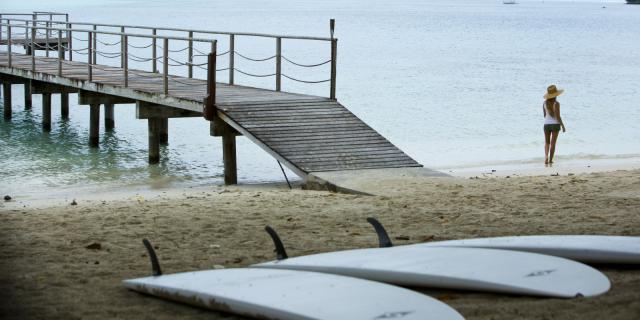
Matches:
[124,239,464,320]
[367,217,639,265]
[413,235,640,264]
[253,227,610,298]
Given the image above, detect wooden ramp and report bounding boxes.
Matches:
[219,100,421,176]
[1,49,421,182]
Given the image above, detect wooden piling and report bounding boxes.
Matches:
[159,118,168,145]
[105,104,115,130]
[148,118,160,164]
[89,103,100,147]
[61,92,69,119]
[222,132,238,185]
[24,82,32,109]
[2,82,11,120]
[42,93,51,132]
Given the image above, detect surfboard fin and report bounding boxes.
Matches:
[265,226,288,260]
[143,238,163,276]
[366,217,393,248]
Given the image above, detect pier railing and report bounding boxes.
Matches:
[0,20,218,102]
[0,16,338,99]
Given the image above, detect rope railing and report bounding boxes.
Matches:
[282,56,331,68]
[72,35,89,42]
[235,51,276,62]
[95,38,120,46]
[129,52,161,62]
[128,42,153,49]
[282,74,331,84]
[215,50,230,57]
[156,45,190,53]
[234,68,276,78]
[187,61,209,67]
[96,51,121,58]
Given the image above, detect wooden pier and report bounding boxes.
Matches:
[0,14,421,187]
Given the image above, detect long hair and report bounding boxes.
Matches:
[545,98,556,118]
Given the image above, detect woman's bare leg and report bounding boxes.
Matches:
[544,131,551,164]
[549,130,560,163]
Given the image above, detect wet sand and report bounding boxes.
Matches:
[1,169,639,319]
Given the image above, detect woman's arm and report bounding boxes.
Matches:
[556,102,566,132]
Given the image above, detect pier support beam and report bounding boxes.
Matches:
[79,91,135,133]
[24,81,32,109]
[61,93,69,119]
[42,94,52,132]
[222,132,237,185]
[2,82,11,120]
[105,103,115,130]
[210,115,241,185]
[31,82,77,122]
[148,118,161,164]
[89,104,100,148]
[78,90,135,106]
[136,101,200,163]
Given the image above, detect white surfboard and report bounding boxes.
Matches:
[124,239,464,320]
[124,268,464,320]
[254,227,610,298]
[414,235,640,264]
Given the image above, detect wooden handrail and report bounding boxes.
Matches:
[0,21,217,43]
[0,17,334,41]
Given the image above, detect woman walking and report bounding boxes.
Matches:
[542,85,566,165]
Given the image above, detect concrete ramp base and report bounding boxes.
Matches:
[305,168,450,195]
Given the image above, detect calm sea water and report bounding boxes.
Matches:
[1,0,639,196]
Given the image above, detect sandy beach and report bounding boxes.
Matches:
[1,168,639,319]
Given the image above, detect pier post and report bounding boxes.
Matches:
[2,82,11,120]
[159,118,168,145]
[42,93,52,132]
[89,103,100,147]
[24,81,32,109]
[188,31,193,78]
[61,93,69,119]
[148,118,160,164]
[276,37,281,91]
[104,103,115,130]
[330,19,337,100]
[152,29,157,73]
[222,132,238,185]
[229,34,234,84]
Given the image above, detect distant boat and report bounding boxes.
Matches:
[503,0,517,4]
[627,0,640,4]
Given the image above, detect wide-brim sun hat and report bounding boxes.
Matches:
[544,85,564,99]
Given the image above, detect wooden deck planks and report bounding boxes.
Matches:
[0,50,421,174]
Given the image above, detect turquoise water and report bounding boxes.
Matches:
[1,0,639,196]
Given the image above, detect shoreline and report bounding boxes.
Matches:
[441,156,640,178]
[2,156,639,210]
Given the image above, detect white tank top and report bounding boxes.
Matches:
[543,101,560,125]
